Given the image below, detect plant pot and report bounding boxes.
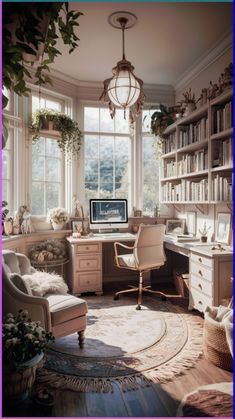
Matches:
[52,221,65,230]
[3,352,44,402]
[184,102,196,116]
[201,236,207,243]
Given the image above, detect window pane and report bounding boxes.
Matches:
[2,150,8,179]
[45,99,61,112]
[46,183,60,211]
[32,156,45,181]
[3,87,10,111]
[115,110,129,133]
[2,180,8,202]
[143,183,159,214]
[100,108,114,132]
[84,107,99,131]
[46,138,60,157]
[32,96,45,113]
[99,136,114,159]
[32,182,44,215]
[115,183,129,198]
[142,109,159,133]
[100,160,113,183]
[85,183,98,201]
[99,185,113,197]
[84,135,99,159]
[46,158,60,181]
[32,138,45,155]
[142,133,160,214]
[115,137,129,161]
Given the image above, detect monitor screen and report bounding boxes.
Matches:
[90,199,128,227]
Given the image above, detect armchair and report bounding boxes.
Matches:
[2,250,87,347]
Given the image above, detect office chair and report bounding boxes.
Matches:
[114,224,167,310]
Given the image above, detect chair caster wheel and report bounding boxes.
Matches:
[114,295,119,300]
[136,305,141,310]
[161,295,167,301]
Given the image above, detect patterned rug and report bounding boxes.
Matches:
[36,295,203,393]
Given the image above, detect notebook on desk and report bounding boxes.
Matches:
[165,234,200,242]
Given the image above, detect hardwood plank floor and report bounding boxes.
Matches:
[4,284,232,417]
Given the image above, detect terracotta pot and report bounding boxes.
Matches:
[3,352,44,401]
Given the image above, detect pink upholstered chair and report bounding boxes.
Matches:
[114,224,166,310]
[2,250,88,347]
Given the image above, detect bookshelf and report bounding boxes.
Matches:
[161,88,233,205]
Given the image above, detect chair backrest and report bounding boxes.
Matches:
[133,224,166,270]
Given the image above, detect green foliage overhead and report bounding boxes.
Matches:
[2,2,83,108]
[31,108,83,157]
[150,104,175,138]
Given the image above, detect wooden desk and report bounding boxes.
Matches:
[164,237,233,313]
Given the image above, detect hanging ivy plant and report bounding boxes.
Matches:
[2,3,83,148]
[31,109,82,157]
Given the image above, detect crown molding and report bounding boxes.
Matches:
[174,32,232,92]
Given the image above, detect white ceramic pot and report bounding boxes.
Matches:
[184,102,196,116]
[52,222,64,230]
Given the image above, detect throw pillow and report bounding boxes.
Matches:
[22,271,68,297]
[10,273,33,295]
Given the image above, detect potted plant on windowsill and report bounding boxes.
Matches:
[2,310,54,401]
[31,109,83,157]
[47,207,70,230]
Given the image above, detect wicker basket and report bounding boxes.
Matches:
[203,313,233,371]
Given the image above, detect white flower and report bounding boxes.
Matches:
[47,207,69,224]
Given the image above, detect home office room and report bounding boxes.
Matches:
[2,1,233,417]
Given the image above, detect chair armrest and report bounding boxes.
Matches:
[114,242,134,268]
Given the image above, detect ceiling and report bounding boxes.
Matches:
[51,2,232,87]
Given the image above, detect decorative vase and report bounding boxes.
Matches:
[184,102,196,116]
[4,219,13,236]
[3,352,44,402]
[52,221,64,230]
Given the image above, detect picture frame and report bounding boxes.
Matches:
[215,213,231,244]
[72,218,90,235]
[72,220,83,234]
[166,219,185,235]
[186,211,197,236]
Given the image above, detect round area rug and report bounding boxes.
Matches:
[37,295,203,393]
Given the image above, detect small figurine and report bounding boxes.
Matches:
[21,208,35,234]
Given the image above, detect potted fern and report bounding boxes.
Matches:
[31,109,82,156]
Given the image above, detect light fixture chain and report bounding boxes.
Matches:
[122,25,125,60]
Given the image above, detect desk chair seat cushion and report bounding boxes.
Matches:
[46,293,88,326]
[117,253,137,269]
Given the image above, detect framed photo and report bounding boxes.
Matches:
[72,220,83,234]
[186,211,197,236]
[215,213,231,244]
[166,219,185,235]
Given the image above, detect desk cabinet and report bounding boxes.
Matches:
[67,239,103,295]
[189,250,232,313]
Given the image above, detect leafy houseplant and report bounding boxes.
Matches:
[47,207,70,230]
[2,3,83,148]
[2,200,9,221]
[150,104,175,139]
[2,310,54,398]
[199,222,211,243]
[31,109,83,156]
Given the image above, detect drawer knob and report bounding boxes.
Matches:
[198,283,202,289]
[198,257,202,263]
[198,270,203,276]
[86,280,90,284]
[198,300,202,305]
[86,262,90,266]
[86,247,89,250]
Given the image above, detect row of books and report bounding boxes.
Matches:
[212,137,233,168]
[162,179,208,202]
[162,133,176,154]
[212,102,232,134]
[178,149,208,175]
[162,160,177,178]
[211,175,232,201]
[178,117,208,148]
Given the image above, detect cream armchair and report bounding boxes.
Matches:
[114,224,167,310]
[2,250,87,347]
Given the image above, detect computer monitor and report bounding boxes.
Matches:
[89,199,128,231]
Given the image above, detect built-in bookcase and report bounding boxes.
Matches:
[160,89,233,204]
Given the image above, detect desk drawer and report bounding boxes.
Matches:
[191,274,213,298]
[191,253,213,268]
[75,254,101,271]
[190,288,212,313]
[74,243,101,254]
[191,261,212,282]
[76,271,102,293]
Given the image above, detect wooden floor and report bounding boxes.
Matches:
[4,283,233,417]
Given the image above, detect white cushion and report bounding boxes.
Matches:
[22,271,68,297]
[117,253,137,268]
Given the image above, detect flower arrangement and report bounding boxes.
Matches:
[2,310,54,371]
[181,88,196,104]
[31,109,83,157]
[47,207,69,225]
[29,239,67,263]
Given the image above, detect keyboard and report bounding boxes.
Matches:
[93,232,136,239]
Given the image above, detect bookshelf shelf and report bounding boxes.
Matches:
[160,88,233,205]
